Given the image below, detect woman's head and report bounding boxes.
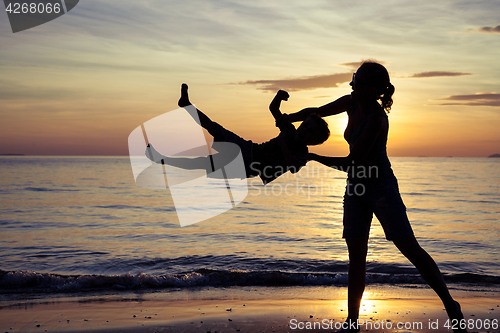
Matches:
[352,61,395,112]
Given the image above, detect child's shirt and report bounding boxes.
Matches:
[251,115,308,184]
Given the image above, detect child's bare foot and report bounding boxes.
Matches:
[178,83,191,107]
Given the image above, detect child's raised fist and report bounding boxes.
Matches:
[276,90,290,101]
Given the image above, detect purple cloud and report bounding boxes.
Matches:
[464,25,500,34]
[437,93,500,107]
[409,71,472,78]
[479,25,500,33]
[240,73,352,92]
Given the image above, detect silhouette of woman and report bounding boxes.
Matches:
[287,61,466,333]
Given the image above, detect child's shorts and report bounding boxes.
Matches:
[210,122,259,178]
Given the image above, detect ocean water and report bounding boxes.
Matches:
[0,156,499,295]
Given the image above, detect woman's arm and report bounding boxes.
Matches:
[307,153,351,171]
[288,94,351,122]
[307,113,387,170]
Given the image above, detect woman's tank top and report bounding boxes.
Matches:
[343,104,392,183]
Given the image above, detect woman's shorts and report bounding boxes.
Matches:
[342,175,414,241]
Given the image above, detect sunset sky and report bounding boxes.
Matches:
[1,0,499,157]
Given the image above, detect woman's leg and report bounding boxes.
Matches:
[393,235,466,332]
[344,237,369,331]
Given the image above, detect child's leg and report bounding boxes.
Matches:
[176,84,255,178]
[146,143,213,171]
[178,84,218,137]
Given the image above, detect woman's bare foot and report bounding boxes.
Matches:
[178,83,191,107]
[446,300,468,333]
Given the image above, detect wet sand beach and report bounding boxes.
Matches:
[1,285,498,333]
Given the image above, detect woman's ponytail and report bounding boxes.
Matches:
[380,83,395,113]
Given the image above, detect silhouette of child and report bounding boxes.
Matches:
[146,84,329,184]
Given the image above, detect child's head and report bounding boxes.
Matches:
[296,114,330,145]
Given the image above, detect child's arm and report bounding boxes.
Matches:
[269,90,290,120]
